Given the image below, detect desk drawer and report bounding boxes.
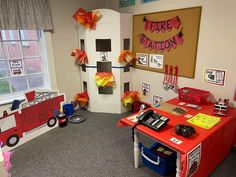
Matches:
[140,143,176,176]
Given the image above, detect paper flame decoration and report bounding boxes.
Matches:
[74,91,89,107]
[95,72,115,87]
[71,49,88,64]
[72,8,101,29]
[118,50,136,64]
[121,91,141,107]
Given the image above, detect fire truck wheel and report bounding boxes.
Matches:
[47,117,57,127]
[6,134,20,147]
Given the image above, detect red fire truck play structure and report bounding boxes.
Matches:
[0,90,65,147]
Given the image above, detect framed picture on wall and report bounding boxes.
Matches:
[136,53,149,67]
[203,68,226,86]
[141,0,159,4]
[119,0,135,8]
[149,54,164,69]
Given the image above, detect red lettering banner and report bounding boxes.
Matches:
[144,16,181,33]
[138,31,184,52]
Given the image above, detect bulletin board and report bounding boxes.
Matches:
[133,6,202,78]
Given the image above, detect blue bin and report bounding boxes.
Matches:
[140,143,176,176]
[63,104,74,116]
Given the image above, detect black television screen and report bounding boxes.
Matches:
[96,39,111,52]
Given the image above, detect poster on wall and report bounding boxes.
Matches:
[153,95,162,104]
[187,144,201,177]
[203,68,226,86]
[9,60,24,76]
[119,0,135,8]
[142,82,150,96]
[141,0,159,4]
[149,54,164,69]
[136,53,149,67]
[100,52,108,61]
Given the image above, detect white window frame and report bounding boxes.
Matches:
[0,30,51,105]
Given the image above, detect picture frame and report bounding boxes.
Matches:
[136,53,149,67]
[149,54,164,69]
[203,68,226,86]
[119,0,135,8]
[141,0,159,4]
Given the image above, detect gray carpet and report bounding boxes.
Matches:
[11,109,236,177]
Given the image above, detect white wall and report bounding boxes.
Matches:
[107,0,236,106]
[49,0,107,102]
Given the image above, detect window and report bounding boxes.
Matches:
[0,30,50,103]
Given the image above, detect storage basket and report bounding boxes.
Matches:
[178,87,210,105]
[139,143,176,176]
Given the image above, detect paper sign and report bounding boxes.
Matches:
[153,95,162,104]
[187,144,201,177]
[9,60,24,76]
[170,137,182,145]
[204,68,226,86]
[142,82,150,96]
[136,53,148,67]
[149,54,163,69]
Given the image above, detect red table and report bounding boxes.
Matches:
[117,98,236,177]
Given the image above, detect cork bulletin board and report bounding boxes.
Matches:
[133,6,202,78]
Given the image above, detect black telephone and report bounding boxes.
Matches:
[136,110,169,131]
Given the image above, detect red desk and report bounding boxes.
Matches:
[117,98,236,177]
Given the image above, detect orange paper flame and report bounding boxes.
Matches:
[72,8,101,29]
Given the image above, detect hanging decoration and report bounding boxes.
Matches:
[167,65,173,89]
[95,72,115,87]
[74,91,89,107]
[71,49,88,64]
[173,66,179,93]
[234,90,236,101]
[163,64,179,92]
[118,50,136,64]
[163,64,169,90]
[72,8,101,29]
[138,31,184,52]
[121,91,141,107]
[143,16,181,33]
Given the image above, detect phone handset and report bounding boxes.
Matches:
[137,109,154,122]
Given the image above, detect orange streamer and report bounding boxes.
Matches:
[71,49,88,64]
[74,91,89,107]
[118,50,136,64]
[72,8,101,29]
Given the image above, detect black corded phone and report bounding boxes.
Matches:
[136,110,169,131]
